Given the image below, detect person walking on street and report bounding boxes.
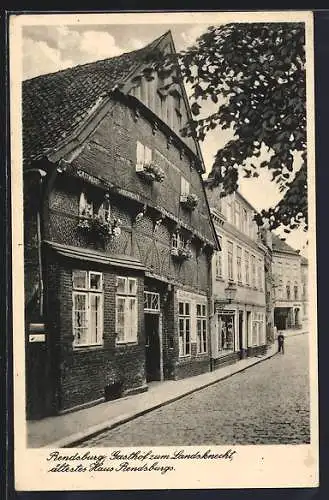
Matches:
[278,332,285,354]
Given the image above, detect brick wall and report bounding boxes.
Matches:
[45,254,146,412]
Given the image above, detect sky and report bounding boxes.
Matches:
[21,21,308,254]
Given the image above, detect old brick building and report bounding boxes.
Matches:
[23,31,218,419]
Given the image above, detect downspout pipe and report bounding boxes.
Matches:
[24,168,47,318]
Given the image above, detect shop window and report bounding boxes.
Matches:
[196,304,207,354]
[252,312,265,346]
[116,276,138,343]
[178,302,191,357]
[72,270,103,347]
[218,313,235,353]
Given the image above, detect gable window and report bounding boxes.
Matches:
[180,177,190,199]
[196,304,207,354]
[237,246,242,283]
[178,302,191,357]
[72,270,103,347]
[227,241,234,281]
[136,141,152,171]
[116,276,138,343]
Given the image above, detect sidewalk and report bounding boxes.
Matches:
[27,339,300,448]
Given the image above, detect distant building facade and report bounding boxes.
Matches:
[301,256,308,324]
[206,188,273,369]
[272,235,304,330]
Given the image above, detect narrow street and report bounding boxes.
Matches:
[80,334,310,446]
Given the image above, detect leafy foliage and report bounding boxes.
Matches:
[148,23,307,231]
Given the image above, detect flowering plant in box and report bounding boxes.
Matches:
[181,193,199,210]
[78,214,121,239]
[140,161,165,183]
[171,246,192,261]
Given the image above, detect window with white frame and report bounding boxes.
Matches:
[245,251,250,285]
[227,241,234,281]
[235,201,241,230]
[79,192,94,218]
[72,270,103,347]
[258,259,263,290]
[172,232,189,252]
[196,303,207,354]
[237,246,242,283]
[251,312,264,346]
[181,177,190,198]
[136,141,152,171]
[251,255,256,288]
[242,208,248,234]
[215,238,223,280]
[98,197,111,221]
[218,313,235,353]
[116,276,138,343]
[179,302,191,356]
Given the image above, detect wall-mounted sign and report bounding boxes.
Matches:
[29,334,46,343]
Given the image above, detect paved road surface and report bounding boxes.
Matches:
[80,334,310,446]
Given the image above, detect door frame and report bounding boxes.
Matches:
[144,311,163,382]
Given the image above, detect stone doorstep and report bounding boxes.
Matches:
[36,344,278,449]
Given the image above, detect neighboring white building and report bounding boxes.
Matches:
[272,235,304,330]
[206,187,270,369]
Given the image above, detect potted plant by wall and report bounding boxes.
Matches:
[138,161,165,183]
[180,193,199,211]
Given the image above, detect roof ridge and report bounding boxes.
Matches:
[23,30,170,84]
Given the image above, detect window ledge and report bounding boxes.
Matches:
[73,344,103,351]
[116,341,138,346]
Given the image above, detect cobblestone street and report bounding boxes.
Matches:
[80,334,310,446]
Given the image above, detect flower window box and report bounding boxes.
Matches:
[180,193,199,210]
[137,161,165,183]
[171,246,192,261]
[78,214,121,240]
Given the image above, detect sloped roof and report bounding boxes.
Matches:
[272,233,300,255]
[301,256,308,265]
[22,32,168,164]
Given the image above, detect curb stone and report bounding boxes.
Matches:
[47,347,279,448]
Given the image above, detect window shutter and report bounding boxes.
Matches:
[136,141,145,171]
[145,146,152,165]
